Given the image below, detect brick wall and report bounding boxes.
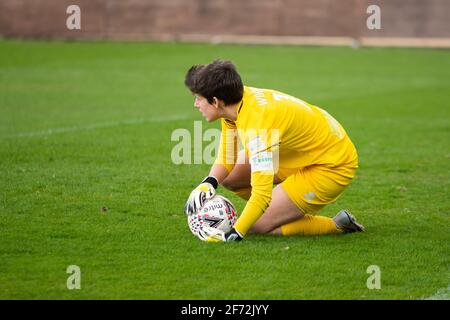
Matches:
[0,0,449,40]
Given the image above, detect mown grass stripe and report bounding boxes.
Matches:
[1,115,191,139]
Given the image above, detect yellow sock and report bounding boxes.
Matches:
[281,214,341,236]
[232,187,252,200]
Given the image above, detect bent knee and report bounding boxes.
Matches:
[221,180,252,200]
[222,179,250,192]
[221,179,239,191]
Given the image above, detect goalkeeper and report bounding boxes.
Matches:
[184,60,364,242]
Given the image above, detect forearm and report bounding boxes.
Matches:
[208,164,230,184]
[234,198,269,235]
[233,173,273,235]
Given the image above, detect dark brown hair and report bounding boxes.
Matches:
[184,60,243,105]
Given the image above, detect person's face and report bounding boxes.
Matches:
[193,94,220,122]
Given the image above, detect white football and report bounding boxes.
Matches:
[187,194,238,236]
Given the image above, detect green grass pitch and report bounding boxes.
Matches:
[0,39,448,299]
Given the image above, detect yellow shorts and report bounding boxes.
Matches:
[278,162,357,215]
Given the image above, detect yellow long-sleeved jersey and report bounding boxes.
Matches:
[215,86,358,235]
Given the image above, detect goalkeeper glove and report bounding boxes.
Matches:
[197,226,243,243]
[184,176,218,215]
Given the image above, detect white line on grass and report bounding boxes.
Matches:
[2,115,192,139]
[424,285,450,300]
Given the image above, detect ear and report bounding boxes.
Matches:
[212,97,220,109]
[212,97,225,109]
